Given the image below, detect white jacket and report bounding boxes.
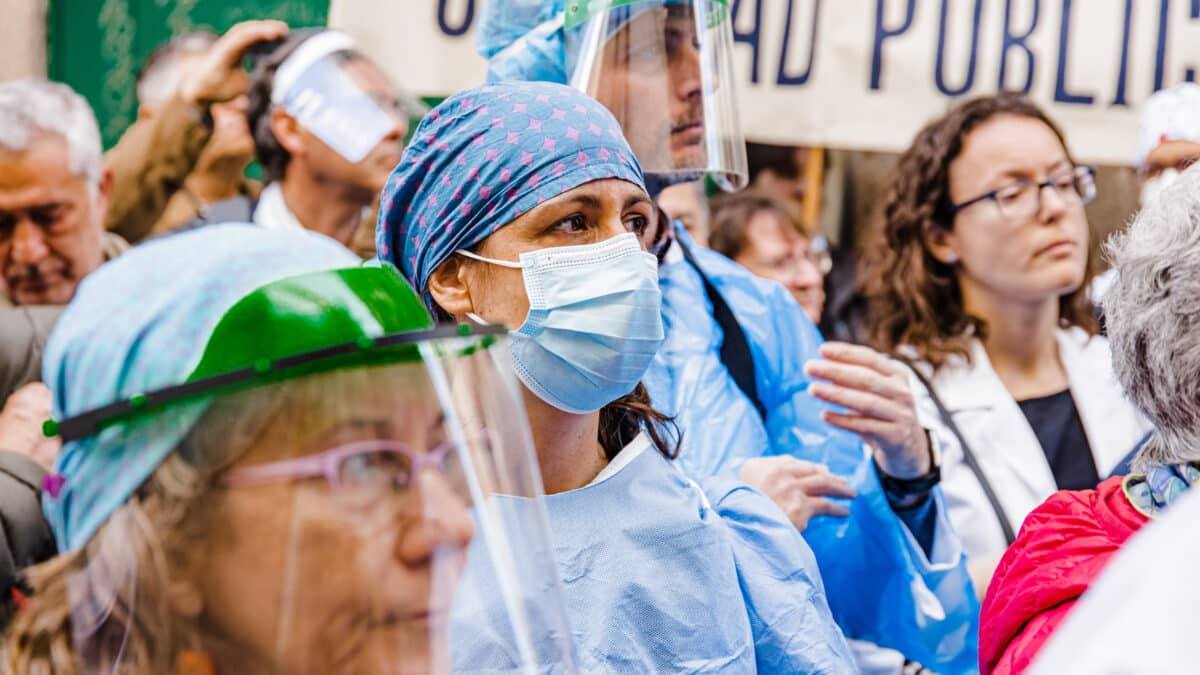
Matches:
[912,328,1152,561]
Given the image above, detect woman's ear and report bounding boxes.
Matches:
[925,224,961,266]
[270,108,305,157]
[427,257,474,319]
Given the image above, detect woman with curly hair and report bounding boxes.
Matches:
[861,93,1152,592]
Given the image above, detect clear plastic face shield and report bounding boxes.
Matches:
[272,32,427,163]
[568,0,748,191]
[57,329,575,674]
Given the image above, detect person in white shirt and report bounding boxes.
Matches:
[861,92,1152,594]
[234,29,418,247]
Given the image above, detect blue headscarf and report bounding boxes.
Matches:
[42,226,358,552]
[375,80,643,294]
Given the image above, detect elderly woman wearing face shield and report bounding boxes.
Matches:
[475,2,981,673]
[3,226,577,674]
[377,80,855,673]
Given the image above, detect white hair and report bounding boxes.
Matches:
[1103,163,1200,471]
[0,78,102,187]
[136,31,216,108]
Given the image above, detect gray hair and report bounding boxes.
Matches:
[1103,163,1200,472]
[136,31,217,108]
[0,78,102,187]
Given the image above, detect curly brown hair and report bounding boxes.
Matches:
[862,92,1099,369]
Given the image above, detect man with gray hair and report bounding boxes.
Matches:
[978,166,1200,673]
[0,78,118,466]
[0,78,116,308]
[0,78,110,623]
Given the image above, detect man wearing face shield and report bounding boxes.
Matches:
[479,2,979,673]
[3,226,575,674]
[195,30,423,254]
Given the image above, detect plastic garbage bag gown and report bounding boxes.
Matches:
[642,225,981,673]
[451,433,856,673]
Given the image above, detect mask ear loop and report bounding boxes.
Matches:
[456,250,526,330]
[455,249,526,269]
[465,312,492,326]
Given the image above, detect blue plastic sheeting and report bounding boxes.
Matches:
[642,225,981,673]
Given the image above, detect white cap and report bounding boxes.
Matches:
[1135,82,1200,169]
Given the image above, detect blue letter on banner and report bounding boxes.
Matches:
[999,0,1039,93]
[732,0,764,84]
[1054,0,1095,104]
[438,0,475,37]
[1189,0,1200,82]
[1112,0,1134,105]
[1154,0,1170,91]
[871,0,918,90]
[935,0,985,96]
[777,0,823,85]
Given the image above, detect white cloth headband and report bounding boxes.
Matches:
[271,30,357,105]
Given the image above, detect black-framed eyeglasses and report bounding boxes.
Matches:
[948,165,1097,221]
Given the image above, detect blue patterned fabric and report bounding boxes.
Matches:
[42,225,358,552]
[1125,462,1200,516]
[375,81,644,295]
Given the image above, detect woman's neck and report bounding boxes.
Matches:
[278,172,368,247]
[963,284,1068,400]
[521,388,608,494]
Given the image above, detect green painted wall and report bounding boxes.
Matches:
[47,0,329,148]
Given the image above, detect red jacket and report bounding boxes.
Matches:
[978,476,1148,674]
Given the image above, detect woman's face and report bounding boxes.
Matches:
[191,371,475,674]
[734,208,825,323]
[439,178,657,328]
[937,114,1090,309]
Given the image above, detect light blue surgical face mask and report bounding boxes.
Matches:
[457,232,664,414]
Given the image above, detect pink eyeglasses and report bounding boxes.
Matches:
[220,439,464,500]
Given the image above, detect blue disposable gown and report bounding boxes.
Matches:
[451,435,856,674]
[642,226,980,673]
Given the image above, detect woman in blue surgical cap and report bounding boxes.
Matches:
[377,80,856,673]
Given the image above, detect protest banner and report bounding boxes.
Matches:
[331,0,1200,165]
